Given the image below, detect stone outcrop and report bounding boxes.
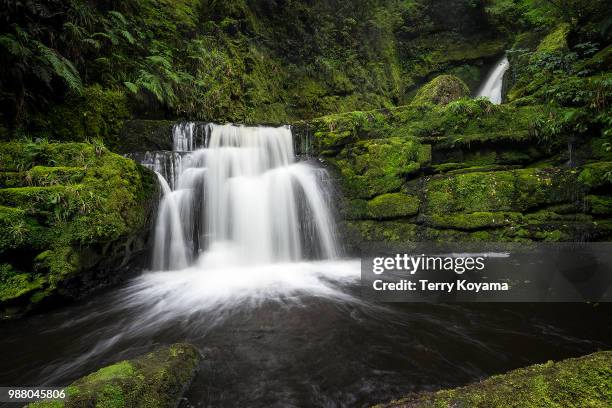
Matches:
[0,141,158,318]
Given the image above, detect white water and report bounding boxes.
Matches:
[476,56,509,104]
[151,123,341,272]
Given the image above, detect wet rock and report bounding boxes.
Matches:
[28,343,202,408]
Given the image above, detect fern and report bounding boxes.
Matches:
[123,81,139,94]
[0,34,33,58]
[34,41,83,93]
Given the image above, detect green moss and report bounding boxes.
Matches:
[331,137,422,198]
[0,206,30,251]
[367,193,420,220]
[29,86,130,150]
[425,168,578,215]
[85,361,135,383]
[28,344,201,408]
[578,162,612,189]
[536,24,570,53]
[299,100,543,159]
[0,264,45,302]
[411,75,470,106]
[378,351,612,408]
[345,220,418,243]
[0,141,157,316]
[26,166,86,186]
[429,212,523,230]
[587,195,612,215]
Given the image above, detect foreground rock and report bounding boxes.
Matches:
[375,351,612,408]
[0,141,158,318]
[29,343,201,408]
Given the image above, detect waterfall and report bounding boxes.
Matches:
[476,56,509,104]
[150,123,339,271]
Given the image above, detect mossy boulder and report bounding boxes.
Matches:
[375,350,612,408]
[329,138,423,199]
[411,75,470,106]
[28,343,201,408]
[367,193,420,219]
[0,141,158,318]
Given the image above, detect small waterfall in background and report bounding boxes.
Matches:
[476,55,509,104]
[147,123,339,271]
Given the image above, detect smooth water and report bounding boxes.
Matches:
[0,274,609,407]
[151,124,338,270]
[1,123,610,407]
[476,56,509,104]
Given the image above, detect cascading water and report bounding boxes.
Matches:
[152,123,339,271]
[476,55,509,104]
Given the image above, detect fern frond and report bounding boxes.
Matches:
[124,81,139,94]
[34,41,83,93]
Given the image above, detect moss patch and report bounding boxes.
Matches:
[28,343,201,408]
[0,140,157,317]
[376,350,612,408]
[367,193,420,219]
[411,75,470,106]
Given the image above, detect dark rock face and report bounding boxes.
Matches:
[27,343,202,408]
[118,120,175,154]
[0,141,159,318]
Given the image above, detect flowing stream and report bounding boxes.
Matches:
[0,124,610,407]
[476,55,510,104]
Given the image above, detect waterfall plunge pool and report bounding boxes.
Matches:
[0,262,610,407]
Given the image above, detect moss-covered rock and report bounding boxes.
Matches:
[294,99,543,157]
[424,168,580,215]
[375,350,612,408]
[535,23,570,53]
[411,75,470,105]
[28,343,201,408]
[428,212,523,230]
[0,140,157,318]
[329,138,423,199]
[300,96,612,247]
[367,193,420,219]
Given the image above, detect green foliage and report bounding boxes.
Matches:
[1,0,511,133]
[0,263,44,303]
[29,86,130,150]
